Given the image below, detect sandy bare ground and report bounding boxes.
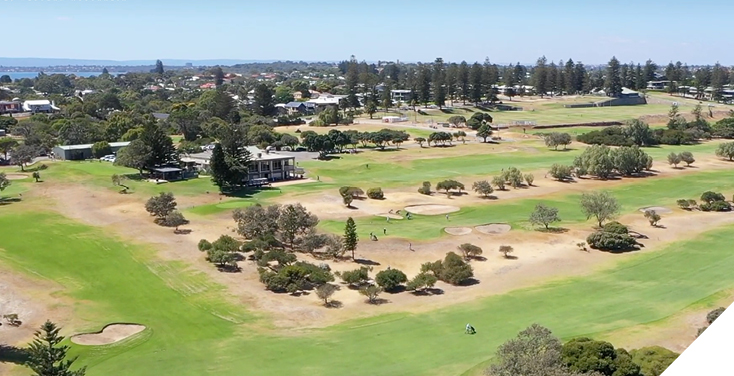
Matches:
[71,324,146,345]
[475,224,512,235]
[33,179,734,338]
[445,227,472,235]
[4,174,29,180]
[404,204,460,215]
[639,206,673,214]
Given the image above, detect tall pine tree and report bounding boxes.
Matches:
[343,217,358,260]
[416,63,432,107]
[458,61,470,104]
[604,56,623,97]
[140,121,177,168]
[532,56,548,97]
[469,62,484,104]
[27,321,86,376]
[432,58,446,108]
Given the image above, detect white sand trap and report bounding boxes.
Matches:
[639,206,673,214]
[71,324,146,346]
[378,213,404,219]
[475,223,512,235]
[445,227,472,235]
[5,174,29,180]
[404,204,460,215]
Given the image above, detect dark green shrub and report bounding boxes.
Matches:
[602,221,629,234]
[700,201,731,212]
[418,181,431,195]
[700,191,726,204]
[375,269,407,291]
[586,232,639,252]
[367,187,384,199]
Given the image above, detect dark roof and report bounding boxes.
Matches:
[285,102,305,108]
[152,112,170,120]
[150,167,182,173]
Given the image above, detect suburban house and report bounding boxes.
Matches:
[390,89,413,102]
[0,100,22,114]
[283,101,315,115]
[646,81,671,90]
[22,99,60,113]
[200,83,216,89]
[52,141,130,160]
[183,146,303,184]
[306,94,345,112]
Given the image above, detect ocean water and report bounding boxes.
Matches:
[0,72,125,80]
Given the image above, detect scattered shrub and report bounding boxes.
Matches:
[644,210,661,226]
[548,164,574,181]
[586,232,639,252]
[700,200,731,212]
[700,191,726,204]
[602,221,629,235]
[375,269,408,291]
[418,181,431,195]
[366,187,384,199]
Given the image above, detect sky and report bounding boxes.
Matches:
[3,0,734,65]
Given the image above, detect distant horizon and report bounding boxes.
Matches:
[0,57,721,69]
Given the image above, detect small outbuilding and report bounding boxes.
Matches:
[52,141,130,160]
[148,167,183,182]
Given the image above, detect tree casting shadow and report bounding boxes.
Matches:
[366,298,389,305]
[325,300,343,309]
[411,288,445,296]
[354,258,380,266]
[0,345,30,365]
[537,227,569,234]
[459,278,480,286]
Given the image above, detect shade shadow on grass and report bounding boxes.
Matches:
[366,298,389,305]
[411,288,445,296]
[325,300,343,309]
[384,286,407,294]
[459,278,481,286]
[0,345,30,365]
[536,227,570,234]
[354,258,380,266]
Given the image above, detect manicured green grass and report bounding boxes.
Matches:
[299,140,723,189]
[320,168,734,241]
[409,102,694,126]
[3,210,734,375]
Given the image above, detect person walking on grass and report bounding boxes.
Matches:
[383,228,387,235]
[446,214,450,221]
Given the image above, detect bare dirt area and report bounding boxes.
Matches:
[475,223,511,235]
[404,204,460,215]
[445,227,472,235]
[4,174,29,180]
[639,206,673,214]
[0,265,74,375]
[23,163,734,341]
[71,324,146,346]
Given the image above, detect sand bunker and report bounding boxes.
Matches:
[404,205,460,215]
[475,223,512,235]
[71,324,146,346]
[378,213,404,220]
[639,206,673,215]
[445,227,472,235]
[5,174,29,180]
